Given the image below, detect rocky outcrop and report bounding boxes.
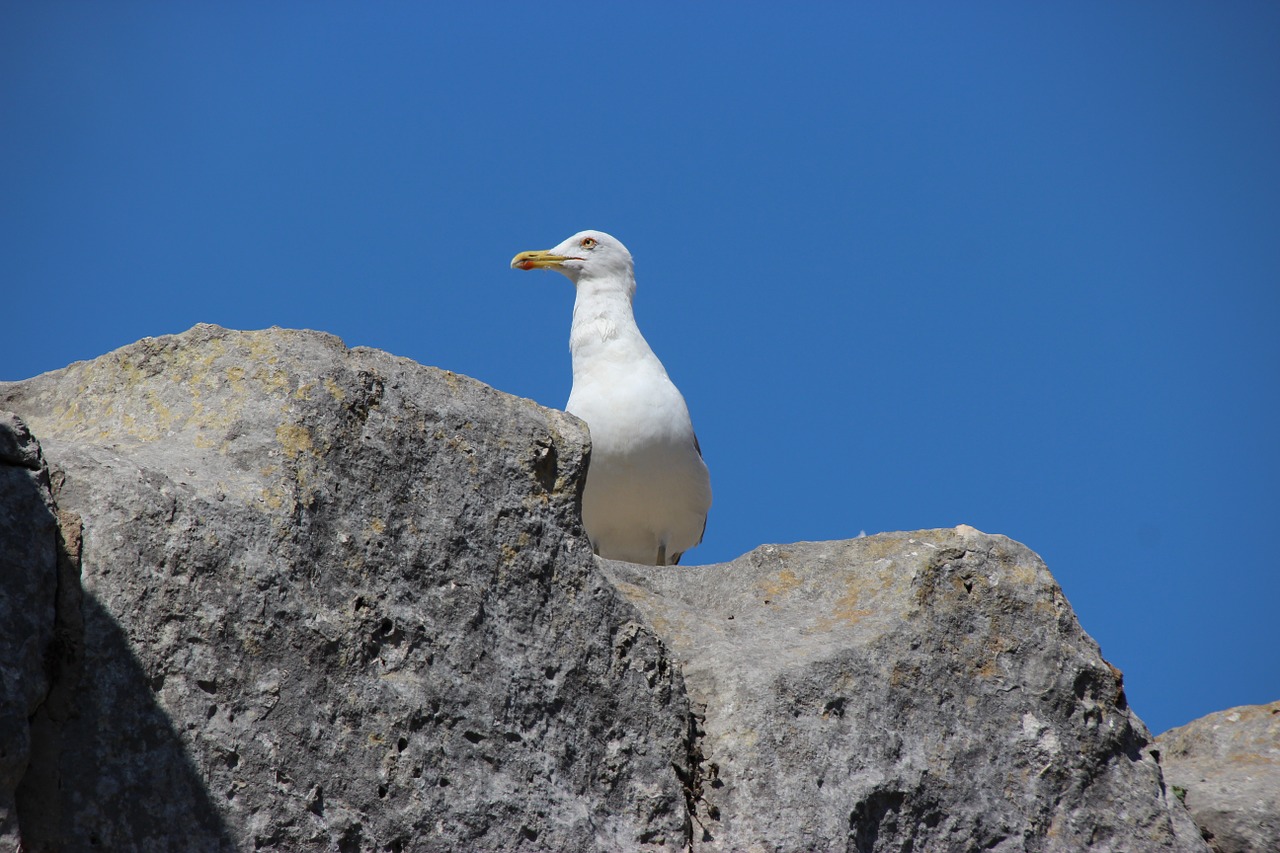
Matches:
[1,324,1212,851]
[1157,701,1280,852]
[1,326,689,851]
[0,413,59,850]
[603,533,1206,851]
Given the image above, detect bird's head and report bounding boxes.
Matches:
[511,230,635,291]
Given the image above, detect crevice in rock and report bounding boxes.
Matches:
[848,789,906,853]
[673,703,719,846]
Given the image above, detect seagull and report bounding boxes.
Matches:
[511,230,711,566]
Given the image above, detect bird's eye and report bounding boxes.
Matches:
[580,237,597,249]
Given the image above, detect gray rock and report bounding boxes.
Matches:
[0,413,58,850]
[602,531,1208,852]
[1157,701,1280,852]
[1,325,690,852]
[1,324,1210,851]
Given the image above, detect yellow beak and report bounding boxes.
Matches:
[511,250,569,271]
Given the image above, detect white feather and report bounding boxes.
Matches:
[513,230,711,565]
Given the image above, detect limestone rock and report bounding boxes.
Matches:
[1157,701,1280,852]
[602,532,1208,852]
[1,325,690,852]
[0,413,58,849]
[2,324,1212,851]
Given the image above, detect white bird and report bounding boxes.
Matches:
[511,230,711,566]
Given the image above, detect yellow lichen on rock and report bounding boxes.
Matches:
[275,423,315,460]
[756,568,803,601]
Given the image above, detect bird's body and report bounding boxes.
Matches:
[512,230,711,566]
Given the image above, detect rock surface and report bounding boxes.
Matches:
[0,413,60,850]
[1157,701,1280,853]
[0,324,1214,851]
[1,325,690,852]
[603,532,1206,852]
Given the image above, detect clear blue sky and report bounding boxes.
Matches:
[3,4,1277,736]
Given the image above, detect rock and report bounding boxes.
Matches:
[1156,701,1280,852]
[1,324,1210,851]
[0,413,58,849]
[601,532,1208,852]
[1,325,691,851]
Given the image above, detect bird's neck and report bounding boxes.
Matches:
[568,277,654,368]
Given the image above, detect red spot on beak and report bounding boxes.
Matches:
[515,260,535,270]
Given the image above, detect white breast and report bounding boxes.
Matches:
[567,309,710,565]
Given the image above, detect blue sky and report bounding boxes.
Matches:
[3,4,1277,736]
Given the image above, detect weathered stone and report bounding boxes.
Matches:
[1,325,1217,851]
[1,325,690,852]
[602,530,1209,852]
[0,413,59,850]
[1157,701,1280,853]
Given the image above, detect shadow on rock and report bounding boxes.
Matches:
[18,586,235,853]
